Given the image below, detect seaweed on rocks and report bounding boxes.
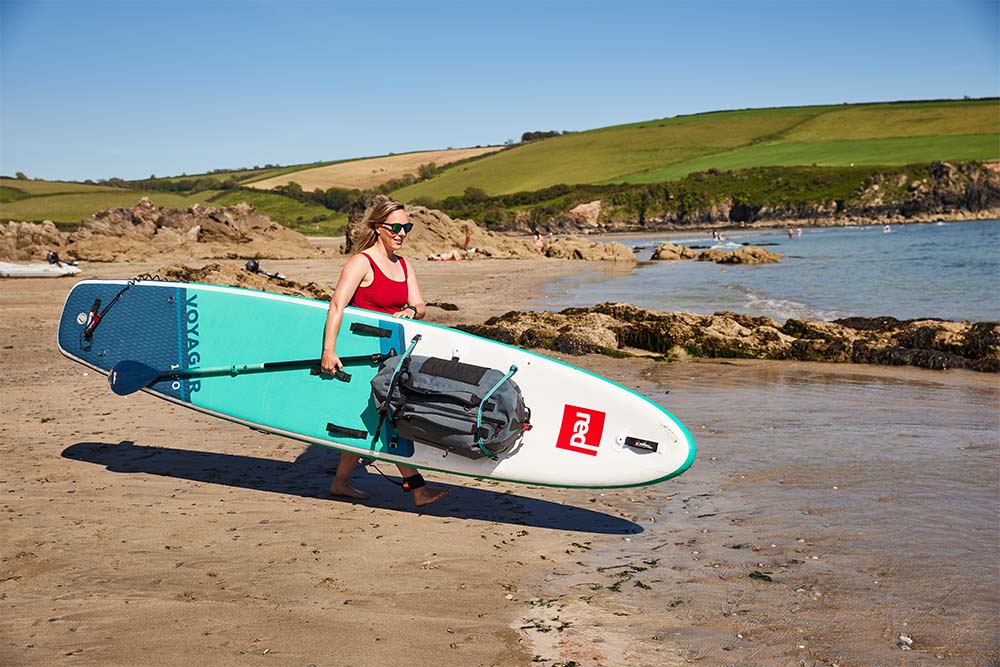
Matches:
[459,302,1000,372]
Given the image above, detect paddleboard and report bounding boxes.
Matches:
[57,279,695,488]
[1,261,81,278]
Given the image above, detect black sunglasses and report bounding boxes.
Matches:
[382,222,414,234]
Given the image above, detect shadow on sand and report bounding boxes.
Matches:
[62,441,643,535]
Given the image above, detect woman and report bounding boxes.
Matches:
[320,200,450,507]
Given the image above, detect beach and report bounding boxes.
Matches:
[1,255,997,666]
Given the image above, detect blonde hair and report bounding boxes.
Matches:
[353,200,406,253]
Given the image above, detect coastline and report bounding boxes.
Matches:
[576,208,1000,242]
[1,260,996,666]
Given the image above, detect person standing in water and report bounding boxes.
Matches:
[320,200,450,506]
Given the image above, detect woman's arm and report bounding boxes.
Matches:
[398,260,426,319]
[321,255,370,373]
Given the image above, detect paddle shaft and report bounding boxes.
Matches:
[157,352,389,381]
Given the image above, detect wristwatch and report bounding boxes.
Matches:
[402,305,418,316]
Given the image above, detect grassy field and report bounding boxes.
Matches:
[6,98,995,232]
[152,161,350,185]
[0,179,125,196]
[246,146,504,191]
[0,176,347,233]
[392,99,999,200]
[0,179,217,225]
[617,134,997,184]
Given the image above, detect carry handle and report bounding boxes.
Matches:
[475,364,518,460]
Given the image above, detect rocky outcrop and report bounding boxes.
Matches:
[697,246,781,264]
[65,199,318,261]
[0,220,65,260]
[565,200,602,228]
[2,199,320,262]
[543,235,636,262]
[650,242,780,264]
[343,194,537,259]
[458,303,1000,372]
[343,194,632,261]
[650,242,698,260]
[156,262,334,300]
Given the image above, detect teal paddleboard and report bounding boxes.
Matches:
[58,279,695,488]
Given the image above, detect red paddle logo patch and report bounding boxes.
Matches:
[556,405,605,456]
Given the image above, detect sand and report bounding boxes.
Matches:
[1,253,997,666]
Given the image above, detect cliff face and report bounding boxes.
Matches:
[528,161,1000,233]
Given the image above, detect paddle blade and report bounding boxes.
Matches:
[108,360,163,396]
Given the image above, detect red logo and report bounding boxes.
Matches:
[556,405,605,456]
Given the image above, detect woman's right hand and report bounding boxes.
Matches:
[320,350,342,376]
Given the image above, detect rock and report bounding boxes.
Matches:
[343,193,536,259]
[565,200,602,228]
[543,235,636,262]
[344,196,632,262]
[650,242,698,260]
[458,302,1000,372]
[649,243,779,264]
[0,220,65,260]
[698,246,781,264]
[4,200,321,262]
[156,263,334,301]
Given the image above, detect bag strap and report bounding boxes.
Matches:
[475,364,517,460]
[372,334,422,445]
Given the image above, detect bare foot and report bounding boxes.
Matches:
[413,486,450,507]
[329,482,369,500]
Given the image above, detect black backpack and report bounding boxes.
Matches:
[371,354,530,460]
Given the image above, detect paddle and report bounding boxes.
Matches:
[108,351,395,396]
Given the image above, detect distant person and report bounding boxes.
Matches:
[787,227,794,239]
[883,224,891,234]
[464,233,471,251]
[320,200,450,506]
[796,227,802,238]
[534,232,544,252]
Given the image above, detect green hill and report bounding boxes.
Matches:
[0,179,219,229]
[392,99,999,201]
[4,98,995,234]
[0,178,348,235]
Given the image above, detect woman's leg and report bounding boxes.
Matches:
[396,464,450,506]
[329,453,369,499]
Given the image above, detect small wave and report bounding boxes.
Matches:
[724,285,851,322]
[651,237,710,245]
[710,241,744,250]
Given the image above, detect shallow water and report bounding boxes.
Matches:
[548,360,999,665]
[539,220,1000,322]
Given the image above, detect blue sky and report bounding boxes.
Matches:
[1,0,997,181]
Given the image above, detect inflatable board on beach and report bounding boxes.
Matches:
[1,261,81,278]
[57,279,695,488]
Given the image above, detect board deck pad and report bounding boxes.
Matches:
[59,280,696,488]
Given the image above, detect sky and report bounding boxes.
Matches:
[1,0,997,182]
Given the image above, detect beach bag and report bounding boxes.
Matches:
[371,354,530,459]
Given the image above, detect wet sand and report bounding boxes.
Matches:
[1,258,997,666]
[517,358,998,666]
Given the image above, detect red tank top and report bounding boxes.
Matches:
[349,253,409,314]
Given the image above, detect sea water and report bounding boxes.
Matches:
[538,219,1000,322]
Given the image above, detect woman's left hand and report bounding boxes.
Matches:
[393,306,416,319]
